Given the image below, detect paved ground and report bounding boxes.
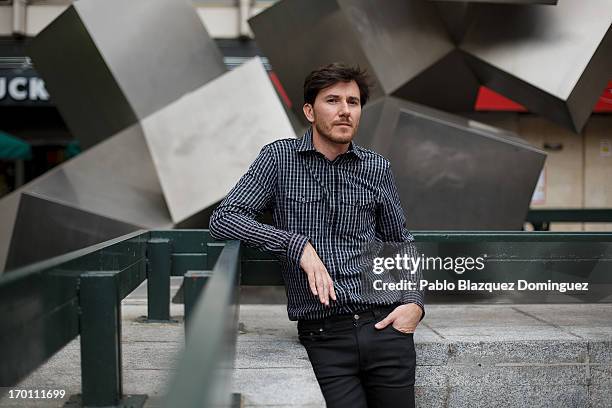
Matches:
[1,280,611,407]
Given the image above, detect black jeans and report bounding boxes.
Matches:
[298,305,416,408]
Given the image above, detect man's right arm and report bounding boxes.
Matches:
[210,144,336,306]
[209,145,309,266]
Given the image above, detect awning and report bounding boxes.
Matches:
[0,130,31,160]
[65,140,81,159]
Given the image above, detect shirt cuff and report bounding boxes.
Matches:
[401,297,425,321]
[286,233,310,266]
[416,303,425,321]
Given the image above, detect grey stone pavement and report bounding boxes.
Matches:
[1,280,611,407]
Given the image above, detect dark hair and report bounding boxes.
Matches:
[303,63,371,107]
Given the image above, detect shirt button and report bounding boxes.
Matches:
[353,314,360,320]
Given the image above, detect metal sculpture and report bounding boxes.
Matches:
[28,0,226,149]
[460,0,612,132]
[249,0,480,114]
[355,97,546,229]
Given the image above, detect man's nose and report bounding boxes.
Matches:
[339,100,350,115]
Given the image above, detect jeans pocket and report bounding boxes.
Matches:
[389,325,413,337]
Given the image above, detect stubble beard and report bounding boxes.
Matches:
[314,121,355,145]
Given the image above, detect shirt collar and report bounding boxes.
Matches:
[296,127,365,160]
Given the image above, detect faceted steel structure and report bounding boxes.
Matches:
[13,0,608,268]
[355,97,546,230]
[28,0,226,149]
[431,1,473,44]
[142,58,295,224]
[460,0,612,132]
[0,58,295,272]
[7,193,140,269]
[249,0,480,114]
[0,123,168,271]
[0,0,296,272]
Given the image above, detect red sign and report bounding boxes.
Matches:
[594,81,612,112]
[475,81,612,113]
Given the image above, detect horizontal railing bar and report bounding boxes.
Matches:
[412,232,612,241]
[1,229,149,279]
[115,260,148,300]
[527,209,612,223]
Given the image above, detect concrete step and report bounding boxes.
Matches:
[234,304,612,408]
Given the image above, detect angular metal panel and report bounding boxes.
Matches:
[0,124,172,273]
[74,0,226,119]
[142,58,296,223]
[28,6,136,150]
[249,0,478,114]
[392,50,480,113]
[0,192,21,272]
[5,193,139,270]
[460,1,612,132]
[355,97,546,230]
[249,0,378,112]
[337,0,454,95]
[28,0,226,149]
[26,123,172,228]
[432,1,474,44]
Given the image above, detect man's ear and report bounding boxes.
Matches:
[303,103,314,123]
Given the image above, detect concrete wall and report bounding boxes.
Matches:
[584,115,612,231]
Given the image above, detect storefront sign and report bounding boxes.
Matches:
[0,70,51,106]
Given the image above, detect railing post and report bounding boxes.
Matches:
[79,272,122,407]
[146,238,172,321]
[183,270,213,333]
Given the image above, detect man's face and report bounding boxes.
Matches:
[303,80,362,145]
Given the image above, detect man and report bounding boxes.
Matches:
[209,63,424,408]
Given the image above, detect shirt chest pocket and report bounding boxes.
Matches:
[339,178,377,207]
[287,186,323,204]
[287,183,323,204]
[284,185,324,234]
[340,190,376,207]
[338,185,377,235]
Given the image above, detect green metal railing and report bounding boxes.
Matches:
[1,229,612,407]
[0,229,148,405]
[241,231,612,303]
[0,229,226,407]
[163,240,241,408]
[526,208,612,230]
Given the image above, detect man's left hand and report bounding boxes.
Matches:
[374,304,423,334]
